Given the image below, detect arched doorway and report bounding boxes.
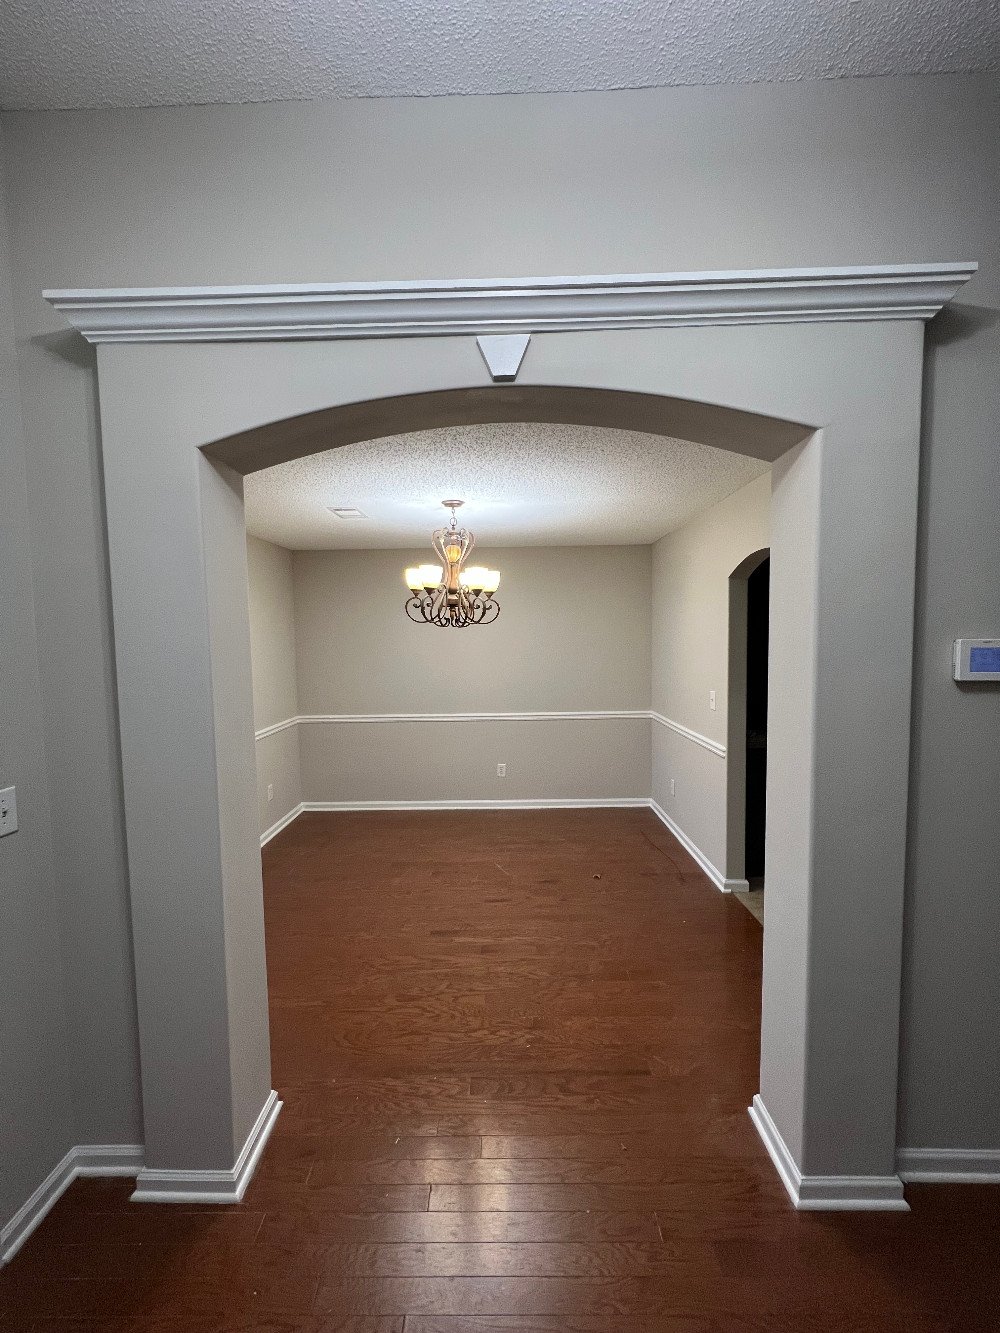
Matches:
[56,268,959,1209]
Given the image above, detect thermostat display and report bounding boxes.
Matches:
[953,639,1000,682]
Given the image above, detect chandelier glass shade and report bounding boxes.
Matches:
[404,501,501,627]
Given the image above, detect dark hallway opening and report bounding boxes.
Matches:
[744,557,770,884]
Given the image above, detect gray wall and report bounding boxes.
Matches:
[1,71,997,1165]
[0,135,75,1243]
[651,473,770,878]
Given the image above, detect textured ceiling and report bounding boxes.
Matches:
[1,1,998,109]
[243,422,768,550]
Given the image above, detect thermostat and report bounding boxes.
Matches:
[953,639,1000,682]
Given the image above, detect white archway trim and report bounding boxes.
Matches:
[44,262,975,343]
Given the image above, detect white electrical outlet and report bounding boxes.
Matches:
[709,689,717,711]
[0,786,18,837]
[670,778,676,797]
[267,784,274,802]
[497,763,507,778]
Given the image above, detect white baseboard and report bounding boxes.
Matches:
[1,1143,144,1266]
[303,797,649,812]
[260,802,305,846]
[648,798,732,891]
[132,1090,281,1204]
[897,1147,1000,1183]
[263,802,731,898]
[261,798,651,848]
[749,1094,908,1211]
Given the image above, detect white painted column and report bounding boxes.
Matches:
[755,329,925,1206]
[96,347,275,1195]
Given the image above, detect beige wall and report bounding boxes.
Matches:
[294,545,651,714]
[247,543,652,815]
[652,474,771,745]
[298,717,650,805]
[650,473,771,881]
[246,536,301,837]
[246,536,298,729]
[1,71,998,1188]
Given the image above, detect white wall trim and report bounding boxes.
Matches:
[1,1144,144,1266]
[750,1095,909,1211]
[260,802,305,847]
[255,710,649,739]
[264,800,740,898]
[255,716,300,739]
[897,1147,1000,1183]
[44,263,976,343]
[132,1090,281,1204]
[650,710,726,757]
[648,797,739,891]
[304,798,650,812]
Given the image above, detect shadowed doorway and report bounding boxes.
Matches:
[745,556,770,890]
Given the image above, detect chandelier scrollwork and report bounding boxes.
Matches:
[404,500,501,628]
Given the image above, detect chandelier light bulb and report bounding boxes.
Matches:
[459,565,490,591]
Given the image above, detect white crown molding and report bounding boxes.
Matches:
[750,1095,909,1211]
[44,263,976,344]
[1,1144,144,1266]
[897,1147,1000,1183]
[132,1090,281,1204]
[650,710,726,757]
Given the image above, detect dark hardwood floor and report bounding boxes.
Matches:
[2,808,997,1330]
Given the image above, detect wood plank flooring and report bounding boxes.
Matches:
[2,807,997,1330]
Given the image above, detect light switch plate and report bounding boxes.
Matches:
[0,786,17,837]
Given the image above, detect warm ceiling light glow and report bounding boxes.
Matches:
[403,501,501,628]
[404,564,442,590]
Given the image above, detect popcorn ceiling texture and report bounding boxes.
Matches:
[243,421,769,550]
[1,0,997,109]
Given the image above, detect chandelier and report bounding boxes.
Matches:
[404,501,501,627]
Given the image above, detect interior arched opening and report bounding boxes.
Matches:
[218,387,796,1182]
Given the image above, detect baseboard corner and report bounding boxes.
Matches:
[260,803,304,847]
[132,1089,281,1204]
[647,799,728,891]
[749,1094,908,1212]
[1,1142,145,1266]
